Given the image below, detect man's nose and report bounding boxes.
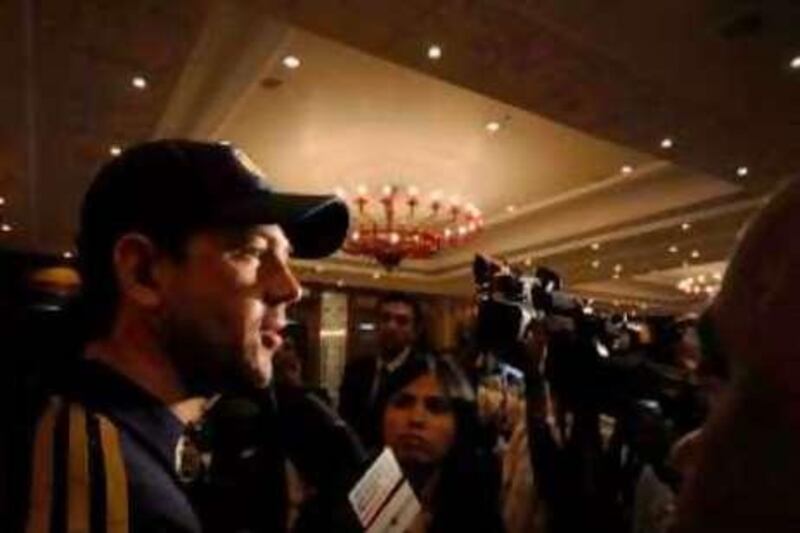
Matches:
[262,260,302,306]
[408,403,428,426]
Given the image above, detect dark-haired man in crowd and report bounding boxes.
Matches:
[19,140,352,532]
[339,292,432,449]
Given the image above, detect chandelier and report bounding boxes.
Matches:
[677,272,723,297]
[338,184,483,270]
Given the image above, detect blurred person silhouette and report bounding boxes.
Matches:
[273,327,305,388]
[667,316,730,489]
[273,323,332,406]
[672,177,800,533]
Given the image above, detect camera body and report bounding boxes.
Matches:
[473,254,583,353]
[471,254,694,417]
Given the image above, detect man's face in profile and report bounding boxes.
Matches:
[156,224,301,394]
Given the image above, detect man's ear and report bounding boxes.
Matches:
[112,233,164,309]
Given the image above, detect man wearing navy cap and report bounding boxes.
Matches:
[23,140,350,532]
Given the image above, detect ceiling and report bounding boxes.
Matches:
[1,0,798,313]
[0,0,209,252]
[216,28,655,217]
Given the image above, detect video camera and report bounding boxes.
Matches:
[472,254,695,417]
[473,254,583,354]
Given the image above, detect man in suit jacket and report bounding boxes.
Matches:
[339,292,430,450]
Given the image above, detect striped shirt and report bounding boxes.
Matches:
[25,361,199,533]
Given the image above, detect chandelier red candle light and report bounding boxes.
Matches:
[339,184,483,270]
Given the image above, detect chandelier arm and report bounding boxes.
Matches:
[343,188,482,270]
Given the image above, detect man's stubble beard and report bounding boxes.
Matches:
[159,309,266,397]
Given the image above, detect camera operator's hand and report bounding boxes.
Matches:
[518,321,552,424]
[520,321,548,377]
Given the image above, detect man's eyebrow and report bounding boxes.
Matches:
[267,229,294,257]
[274,233,293,257]
[284,237,294,256]
[249,227,293,254]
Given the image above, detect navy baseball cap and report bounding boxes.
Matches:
[77,140,349,265]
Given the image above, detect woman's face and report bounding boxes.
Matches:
[382,373,457,466]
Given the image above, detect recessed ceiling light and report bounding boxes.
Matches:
[372,272,381,280]
[681,222,691,231]
[669,245,679,254]
[524,258,533,267]
[614,264,623,273]
[486,121,501,133]
[591,259,601,269]
[1,223,11,233]
[613,273,620,280]
[691,250,700,259]
[109,145,122,157]
[505,204,516,213]
[791,55,800,70]
[0,197,5,206]
[131,76,148,89]
[427,44,442,60]
[336,279,345,287]
[282,55,301,69]
[660,137,674,149]
[621,165,634,175]
[736,166,749,177]
[591,242,601,251]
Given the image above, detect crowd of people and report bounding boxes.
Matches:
[1,139,798,532]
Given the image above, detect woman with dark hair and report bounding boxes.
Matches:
[380,355,505,533]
